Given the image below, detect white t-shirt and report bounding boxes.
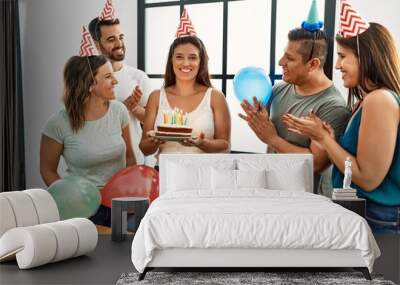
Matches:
[113,63,152,165]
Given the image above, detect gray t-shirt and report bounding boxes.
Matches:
[268,82,351,193]
[43,100,130,189]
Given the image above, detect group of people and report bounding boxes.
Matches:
[39,0,399,235]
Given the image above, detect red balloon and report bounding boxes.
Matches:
[101,165,159,208]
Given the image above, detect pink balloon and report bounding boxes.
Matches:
[101,165,159,208]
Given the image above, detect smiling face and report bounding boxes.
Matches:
[335,44,360,88]
[278,41,310,84]
[172,43,201,82]
[97,24,125,62]
[91,62,118,101]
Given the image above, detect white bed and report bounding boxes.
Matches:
[131,154,380,280]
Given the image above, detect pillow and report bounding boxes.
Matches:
[211,169,267,190]
[237,159,308,192]
[167,160,236,192]
[168,163,210,191]
[211,168,237,190]
[236,169,267,189]
[266,168,307,192]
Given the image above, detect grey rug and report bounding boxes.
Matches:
[117,271,396,285]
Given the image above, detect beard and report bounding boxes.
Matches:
[100,44,125,62]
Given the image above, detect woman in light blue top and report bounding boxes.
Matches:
[40,55,136,226]
[282,22,400,234]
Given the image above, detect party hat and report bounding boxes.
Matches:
[99,0,116,21]
[340,0,369,38]
[175,8,197,38]
[301,0,324,31]
[79,26,99,57]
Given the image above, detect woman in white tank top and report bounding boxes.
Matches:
[140,36,231,163]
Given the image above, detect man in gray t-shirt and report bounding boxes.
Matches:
[269,82,348,149]
[240,27,350,194]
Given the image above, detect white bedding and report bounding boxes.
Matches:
[131,190,380,273]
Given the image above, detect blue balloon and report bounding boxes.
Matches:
[233,67,272,106]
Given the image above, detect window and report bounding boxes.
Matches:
[138,0,336,152]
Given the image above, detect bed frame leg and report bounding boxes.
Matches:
[138,268,148,281]
[354,267,371,280]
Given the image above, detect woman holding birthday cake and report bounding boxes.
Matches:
[140,9,231,161]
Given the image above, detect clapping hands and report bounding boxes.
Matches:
[124,86,142,112]
[238,97,278,145]
[281,111,335,143]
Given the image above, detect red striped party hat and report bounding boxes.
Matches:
[175,8,197,38]
[79,26,99,57]
[340,0,369,38]
[99,0,116,21]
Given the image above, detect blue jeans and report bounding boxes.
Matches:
[366,200,400,235]
[89,205,136,231]
[89,205,111,227]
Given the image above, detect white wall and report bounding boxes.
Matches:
[332,0,400,97]
[19,0,137,188]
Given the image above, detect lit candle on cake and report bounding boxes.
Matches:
[177,109,180,124]
[163,112,168,125]
[161,108,190,127]
[157,108,192,138]
[178,109,183,125]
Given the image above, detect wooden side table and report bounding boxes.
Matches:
[332,198,366,217]
[111,197,149,242]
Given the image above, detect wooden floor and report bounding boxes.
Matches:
[96,225,112,235]
[96,225,135,235]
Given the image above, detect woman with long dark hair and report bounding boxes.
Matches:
[140,35,231,161]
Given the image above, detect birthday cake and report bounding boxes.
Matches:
[156,108,192,137]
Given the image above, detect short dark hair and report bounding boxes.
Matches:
[164,36,212,88]
[288,28,328,67]
[88,17,120,41]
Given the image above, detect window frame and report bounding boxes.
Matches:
[137,0,336,92]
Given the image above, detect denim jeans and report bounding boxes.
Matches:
[89,205,136,231]
[366,200,400,235]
